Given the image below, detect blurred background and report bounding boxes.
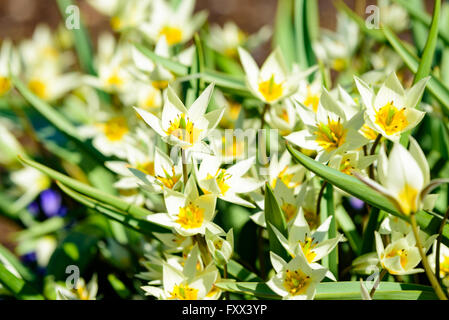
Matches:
[0,0,436,250]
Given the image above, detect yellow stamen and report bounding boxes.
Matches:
[332,58,347,72]
[106,70,124,88]
[440,256,449,277]
[360,124,379,140]
[156,166,180,189]
[258,75,284,103]
[314,118,347,152]
[300,237,318,263]
[152,80,169,90]
[159,26,183,46]
[281,203,298,222]
[374,101,408,136]
[165,114,203,147]
[135,162,155,176]
[397,184,419,216]
[170,283,198,300]
[283,269,311,296]
[339,158,355,176]
[28,79,47,99]
[385,248,408,269]
[0,77,11,96]
[303,86,320,112]
[204,169,231,196]
[101,117,129,142]
[176,202,204,230]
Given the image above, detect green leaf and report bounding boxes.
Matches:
[334,205,362,255]
[321,183,338,278]
[0,263,44,300]
[56,0,96,75]
[264,183,289,260]
[57,181,169,234]
[134,43,189,76]
[0,244,35,282]
[216,281,438,300]
[286,144,449,247]
[414,0,440,84]
[108,274,131,299]
[383,26,449,117]
[212,50,244,76]
[19,157,144,216]
[14,217,65,241]
[200,69,253,97]
[273,0,296,68]
[294,0,309,69]
[360,207,381,254]
[219,260,261,282]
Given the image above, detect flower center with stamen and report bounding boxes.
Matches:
[101,117,129,142]
[360,124,378,140]
[166,114,202,146]
[332,58,346,72]
[135,162,155,176]
[28,79,47,99]
[339,158,355,176]
[204,169,231,195]
[176,202,204,230]
[281,202,297,222]
[303,86,320,112]
[385,248,408,269]
[106,69,124,88]
[258,74,283,103]
[397,183,419,216]
[0,77,11,96]
[170,283,198,300]
[374,101,408,136]
[300,236,318,263]
[159,26,183,45]
[283,269,311,296]
[156,166,180,189]
[440,256,449,276]
[314,118,347,152]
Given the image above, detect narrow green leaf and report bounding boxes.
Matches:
[216,281,438,300]
[218,260,261,282]
[264,183,289,260]
[273,0,296,68]
[57,181,169,234]
[322,184,338,279]
[134,43,189,76]
[334,205,362,255]
[108,274,131,299]
[0,244,35,282]
[200,70,253,97]
[294,0,309,69]
[14,218,65,241]
[383,26,449,117]
[360,207,381,254]
[286,144,449,247]
[0,263,44,300]
[212,50,244,76]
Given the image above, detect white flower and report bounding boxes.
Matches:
[147,177,217,237]
[355,73,428,142]
[355,138,444,216]
[139,0,207,46]
[135,84,224,152]
[0,40,20,96]
[238,47,310,104]
[56,275,98,300]
[264,100,298,136]
[328,150,376,176]
[205,226,234,266]
[267,251,326,300]
[267,150,306,191]
[286,89,367,163]
[195,155,263,208]
[428,241,449,287]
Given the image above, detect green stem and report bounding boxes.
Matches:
[194,235,212,266]
[370,268,387,298]
[436,206,449,283]
[223,264,230,300]
[316,181,328,218]
[181,148,188,187]
[410,213,448,300]
[369,134,382,179]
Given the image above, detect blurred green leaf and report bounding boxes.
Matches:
[335,205,362,255]
[134,43,189,76]
[0,244,35,283]
[273,0,296,68]
[0,263,44,300]
[108,274,131,299]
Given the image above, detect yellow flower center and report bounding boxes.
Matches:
[273,166,301,189]
[283,269,311,296]
[374,101,408,136]
[152,80,169,90]
[75,284,90,300]
[314,118,347,152]
[385,248,408,269]
[106,70,124,88]
[0,77,11,96]
[303,209,319,230]
[440,256,449,277]
[176,202,205,230]
[300,237,318,263]
[135,162,155,176]
[159,26,183,46]
[332,58,347,72]
[339,158,355,176]
[156,166,180,189]
[303,86,320,112]
[222,136,245,158]
[281,203,298,223]
[170,283,198,300]
[28,79,47,99]
[258,75,283,103]
[110,16,122,31]
[360,124,379,141]
[397,184,419,216]
[204,169,231,196]
[101,117,129,142]
[166,114,203,147]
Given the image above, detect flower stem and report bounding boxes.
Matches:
[194,234,212,266]
[223,264,230,300]
[369,134,382,179]
[436,206,449,283]
[181,148,188,186]
[410,213,448,300]
[260,104,269,130]
[369,268,387,298]
[316,181,328,218]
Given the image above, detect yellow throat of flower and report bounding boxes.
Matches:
[303,86,320,113]
[28,79,47,100]
[101,117,129,142]
[385,248,408,270]
[170,283,198,300]
[204,169,231,196]
[374,101,408,136]
[176,202,205,230]
[166,114,202,146]
[314,117,347,152]
[0,77,11,96]
[360,124,379,141]
[159,26,183,46]
[281,202,298,223]
[222,136,245,158]
[283,269,311,296]
[258,74,284,103]
[135,162,155,176]
[300,236,318,263]
[156,166,180,189]
[106,69,124,88]
[440,256,449,277]
[339,158,355,176]
[397,183,419,216]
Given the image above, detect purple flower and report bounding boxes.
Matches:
[349,197,365,210]
[39,189,62,218]
[21,251,37,264]
[27,201,40,216]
